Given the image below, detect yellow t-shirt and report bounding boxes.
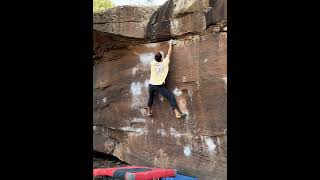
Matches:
[149,56,170,85]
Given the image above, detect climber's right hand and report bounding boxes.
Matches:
[170,39,177,46]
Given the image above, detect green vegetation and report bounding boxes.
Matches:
[93,0,114,13]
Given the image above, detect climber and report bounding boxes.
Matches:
[147,40,185,119]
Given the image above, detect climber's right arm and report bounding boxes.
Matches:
[166,40,173,60]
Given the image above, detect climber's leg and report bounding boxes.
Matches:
[147,84,156,116]
[158,85,185,119]
[158,85,177,109]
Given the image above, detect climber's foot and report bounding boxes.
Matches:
[147,107,152,117]
[174,109,185,119]
[176,113,186,119]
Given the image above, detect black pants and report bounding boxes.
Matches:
[148,84,177,109]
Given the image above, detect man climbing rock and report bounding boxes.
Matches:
[147,40,185,119]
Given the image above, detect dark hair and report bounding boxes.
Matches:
[155,52,162,62]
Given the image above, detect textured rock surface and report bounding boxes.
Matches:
[170,12,206,36]
[93,6,157,38]
[146,0,226,41]
[93,151,129,169]
[93,0,226,41]
[93,30,147,64]
[93,0,227,179]
[93,28,227,180]
[205,0,227,26]
[172,0,209,17]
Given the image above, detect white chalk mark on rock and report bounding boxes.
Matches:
[103,97,107,103]
[169,128,194,139]
[132,67,138,76]
[131,118,146,123]
[184,146,192,157]
[120,127,144,134]
[130,82,143,95]
[188,90,193,101]
[182,76,187,82]
[204,137,216,152]
[170,128,181,138]
[204,59,208,63]
[157,128,166,136]
[130,82,147,109]
[139,52,154,66]
[173,87,183,96]
[144,79,149,88]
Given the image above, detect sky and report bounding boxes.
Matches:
[112,0,168,6]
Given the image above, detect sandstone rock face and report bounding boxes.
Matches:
[93,0,227,179]
[146,0,226,41]
[146,0,175,41]
[93,29,227,179]
[93,0,226,41]
[205,0,227,26]
[170,12,206,36]
[93,6,157,38]
[93,30,147,64]
[172,0,209,18]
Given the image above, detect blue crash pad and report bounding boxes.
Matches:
[161,173,198,180]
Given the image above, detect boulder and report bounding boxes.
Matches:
[172,0,209,18]
[205,0,227,26]
[93,0,226,41]
[93,6,157,38]
[170,12,206,36]
[146,0,227,41]
[93,0,227,179]
[93,28,227,179]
